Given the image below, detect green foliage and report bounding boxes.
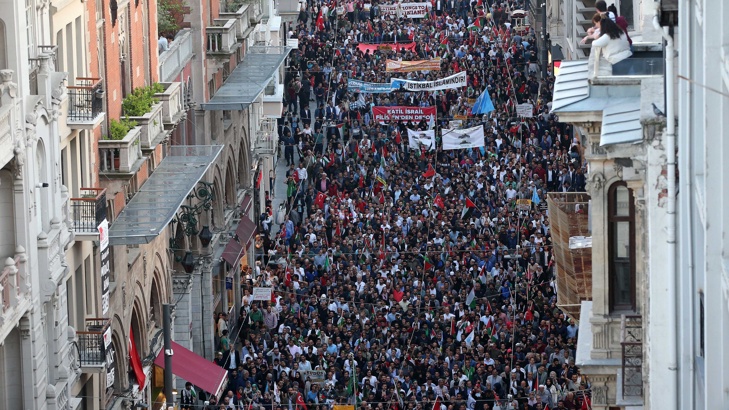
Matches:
[122,84,164,116]
[108,118,138,140]
[158,0,187,37]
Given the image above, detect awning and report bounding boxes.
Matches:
[108,146,224,245]
[600,99,643,146]
[221,217,257,266]
[201,46,292,110]
[240,194,253,215]
[550,60,590,112]
[154,341,228,397]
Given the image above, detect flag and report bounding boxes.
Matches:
[461,197,476,219]
[128,327,146,388]
[315,192,326,209]
[471,89,495,115]
[467,16,482,31]
[465,288,476,309]
[316,9,325,31]
[532,186,541,205]
[271,290,277,304]
[428,114,436,130]
[434,194,445,209]
[450,318,456,336]
[367,20,374,34]
[580,396,592,410]
[347,366,357,396]
[423,163,436,178]
[393,288,404,302]
[296,392,308,410]
[424,257,434,271]
[432,396,441,410]
[465,329,475,346]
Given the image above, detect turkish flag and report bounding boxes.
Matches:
[315,192,326,209]
[434,195,445,209]
[423,163,436,178]
[316,9,325,31]
[296,392,308,410]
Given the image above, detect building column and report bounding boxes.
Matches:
[172,273,193,352]
[199,256,215,359]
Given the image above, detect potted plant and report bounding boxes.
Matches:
[122,84,164,117]
[108,118,137,170]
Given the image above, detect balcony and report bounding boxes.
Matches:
[277,0,300,19]
[98,126,144,175]
[127,102,167,150]
[154,82,185,128]
[76,318,111,371]
[67,78,105,129]
[28,45,59,95]
[69,188,108,239]
[159,28,194,82]
[0,70,15,169]
[0,252,31,339]
[254,118,277,155]
[220,3,252,41]
[206,19,239,55]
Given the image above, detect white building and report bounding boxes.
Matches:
[676,0,729,408]
[550,0,729,409]
[0,0,76,408]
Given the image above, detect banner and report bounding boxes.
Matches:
[98,219,110,315]
[104,327,115,388]
[356,42,417,54]
[252,287,273,301]
[348,79,394,94]
[377,2,431,18]
[386,58,441,73]
[407,129,436,151]
[391,71,467,92]
[516,103,534,117]
[372,106,436,124]
[441,125,486,150]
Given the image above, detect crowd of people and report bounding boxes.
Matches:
[199,0,594,409]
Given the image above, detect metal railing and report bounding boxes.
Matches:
[67,78,104,122]
[69,188,108,233]
[621,315,644,399]
[77,318,111,367]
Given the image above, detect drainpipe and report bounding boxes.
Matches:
[653,13,678,408]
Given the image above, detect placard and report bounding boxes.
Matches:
[441,126,486,150]
[303,369,326,382]
[377,2,431,18]
[386,58,441,73]
[252,287,273,301]
[356,42,417,54]
[391,71,467,91]
[515,199,532,210]
[407,129,436,151]
[516,103,534,117]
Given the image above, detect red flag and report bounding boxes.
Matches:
[271,290,277,304]
[580,396,592,410]
[393,288,404,302]
[335,223,341,237]
[316,9,325,31]
[465,197,476,208]
[129,327,146,388]
[423,163,436,178]
[424,260,434,271]
[367,20,374,34]
[434,195,445,209]
[432,397,441,410]
[296,392,308,410]
[315,192,326,209]
[395,130,402,144]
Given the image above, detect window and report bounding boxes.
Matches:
[608,182,636,312]
[25,0,35,58]
[618,0,634,30]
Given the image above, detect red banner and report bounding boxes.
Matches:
[372,106,436,123]
[356,42,417,54]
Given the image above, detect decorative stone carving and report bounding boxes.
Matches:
[585,172,605,194]
[122,281,127,308]
[613,163,624,179]
[12,137,25,180]
[591,384,608,405]
[0,70,17,99]
[589,141,607,156]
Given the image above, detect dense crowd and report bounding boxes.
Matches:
[198,1,592,409]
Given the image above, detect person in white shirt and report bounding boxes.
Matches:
[287,339,302,357]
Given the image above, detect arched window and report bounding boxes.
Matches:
[608,182,636,312]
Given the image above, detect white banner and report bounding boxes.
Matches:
[407,129,436,151]
[368,2,431,18]
[516,103,534,117]
[442,126,486,150]
[391,71,467,92]
[303,370,326,382]
[98,219,110,315]
[252,287,273,301]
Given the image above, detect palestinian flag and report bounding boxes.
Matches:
[461,197,476,219]
[424,257,434,271]
[465,288,476,309]
[468,17,482,31]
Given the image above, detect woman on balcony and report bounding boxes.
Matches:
[590,13,632,76]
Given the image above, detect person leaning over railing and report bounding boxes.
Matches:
[589,13,632,76]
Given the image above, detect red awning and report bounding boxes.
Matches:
[240,194,253,215]
[222,218,257,266]
[154,341,228,397]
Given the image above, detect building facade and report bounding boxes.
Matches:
[0,0,76,408]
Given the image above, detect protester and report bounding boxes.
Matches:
[211,1,593,410]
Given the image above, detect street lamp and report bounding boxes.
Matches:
[181,251,195,274]
[199,225,213,248]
